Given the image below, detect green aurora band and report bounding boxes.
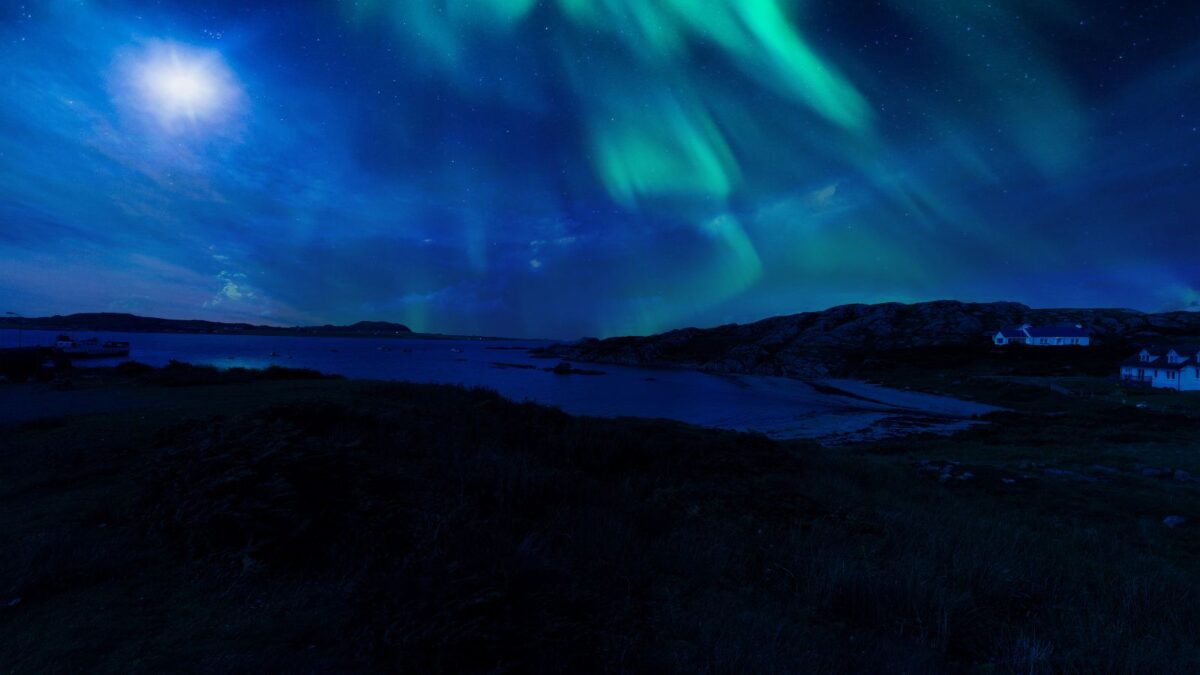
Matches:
[338,0,1110,333]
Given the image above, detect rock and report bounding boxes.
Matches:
[546,361,605,376]
[3,597,19,608]
[1164,516,1189,528]
[1174,470,1192,482]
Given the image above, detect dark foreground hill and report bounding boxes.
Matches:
[545,300,1200,377]
[0,312,413,337]
[3,363,1200,671]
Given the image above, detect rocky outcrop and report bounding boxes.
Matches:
[543,301,1200,378]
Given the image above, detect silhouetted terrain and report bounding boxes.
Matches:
[0,312,413,337]
[544,300,1200,377]
[3,363,1200,671]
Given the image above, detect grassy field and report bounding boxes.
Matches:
[2,360,1200,672]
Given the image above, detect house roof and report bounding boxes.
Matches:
[1167,344,1200,357]
[1121,352,1199,370]
[1023,325,1089,338]
[996,324,1089,338]
[1130,344,1200,357]
[1136,345,1173,355]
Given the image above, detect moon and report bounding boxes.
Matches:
[121,41,241,129]
[146,59,218,113]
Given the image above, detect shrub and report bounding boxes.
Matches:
[114,360,155,377]
[0,347,45,383]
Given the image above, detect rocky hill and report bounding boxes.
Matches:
[0,313,412,337]
[543,301,1200,378]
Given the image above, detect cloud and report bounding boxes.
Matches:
[806,183,838,208]
[210,271,249,303]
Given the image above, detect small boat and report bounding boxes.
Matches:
[53,335,130,359]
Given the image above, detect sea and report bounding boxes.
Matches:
[1,329,974,442]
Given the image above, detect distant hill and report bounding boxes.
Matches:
[543,301,1200,378]
[0,312,414,338]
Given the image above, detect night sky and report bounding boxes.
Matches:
[2,1,1198,338]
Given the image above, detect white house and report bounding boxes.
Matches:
[993,324,1091,346]
[1120,346,1200,391]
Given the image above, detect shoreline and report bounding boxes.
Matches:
[0,362,999,445]
[813,378,1004,419]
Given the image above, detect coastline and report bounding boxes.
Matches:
[0,361,999,445]
[814,378,1004,419]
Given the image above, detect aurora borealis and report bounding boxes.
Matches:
[1,1,1198,337]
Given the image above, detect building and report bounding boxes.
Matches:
[1120,346,1200,391]
[993,324,1091,346]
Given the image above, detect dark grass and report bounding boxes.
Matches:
[0,347,49,382]
[2,369,1200,672]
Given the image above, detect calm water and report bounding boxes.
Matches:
[3,329,918,440]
